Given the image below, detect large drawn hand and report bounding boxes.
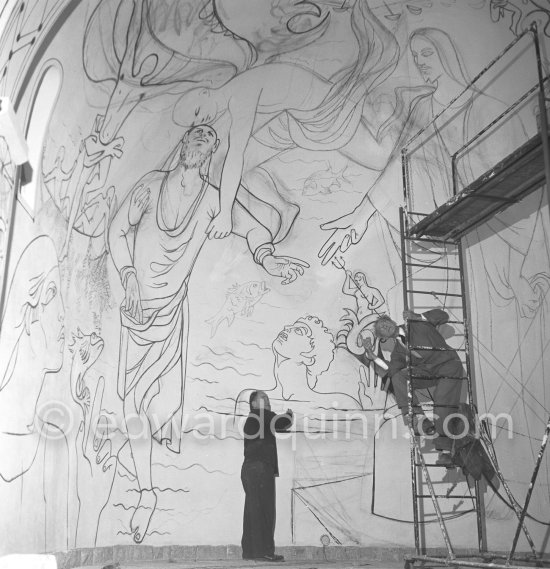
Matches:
[124,273,143,323]
[318,211,371,265]
[206,211,233,239]
[262,255,310,284]
[128,184,150,226]
[74,376,119,547]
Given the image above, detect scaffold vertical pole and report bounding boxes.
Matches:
[507,415,550,563]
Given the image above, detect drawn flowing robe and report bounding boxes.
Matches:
[116,171,211,453]
[113,170,270,453]
[253,0,398,153]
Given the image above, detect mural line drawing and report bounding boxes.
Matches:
[108,123,308,543]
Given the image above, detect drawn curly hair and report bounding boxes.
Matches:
[294,315,335,379]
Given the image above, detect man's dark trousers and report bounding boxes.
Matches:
[241,460,276,559]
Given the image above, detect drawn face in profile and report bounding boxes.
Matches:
[410,35,444,85]
[177,87,220,126]
[31,266,65,373]
[273,320,314,363]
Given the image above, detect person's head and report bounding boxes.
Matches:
[249,390,271,411]
[373,315,399,340]
[409,28,470,87]
[273,315,334,378]
[0,236,65,391]
[174,86,224,128]
[179,124,220,170]
[354,271,367,286]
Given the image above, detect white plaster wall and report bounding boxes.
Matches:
[0,0,548,557]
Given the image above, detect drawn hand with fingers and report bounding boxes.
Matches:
[74,376,120,547]
[318,211,371,265]
[128,184,151,226]
[261,254,310,284]
[123,273,143,324]
[206,211,233,239]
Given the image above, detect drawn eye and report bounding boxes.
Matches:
[295,328,304,336]
[42,283,57,306]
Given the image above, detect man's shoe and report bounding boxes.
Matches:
[435,452,455,468]
[260,554,285,562]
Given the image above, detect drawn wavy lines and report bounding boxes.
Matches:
[117,530,171,536]
[194,405,248,418]
[182,427,241,441]
[234,340,271,351]
[205,394,237,403]
[201,345,254,361]
[113,503,174,513]
[126,486,189,494]
[192,361,260,377]
[300,216,325,221]
[189,376,219,384]
[152,462,231,476]
[306,196,338,203]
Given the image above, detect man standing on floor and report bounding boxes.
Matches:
[241,391,293,562]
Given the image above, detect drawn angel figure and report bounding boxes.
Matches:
[84,0,399,244]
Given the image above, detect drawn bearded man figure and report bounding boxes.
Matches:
[109,124,308,544]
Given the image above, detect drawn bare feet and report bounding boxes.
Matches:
[130,488,157,543]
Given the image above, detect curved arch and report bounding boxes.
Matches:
[18,60,62,217]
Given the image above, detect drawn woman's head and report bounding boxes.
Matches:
[173,86,225,128]
[273,315,335,378]
[0,236,64,390]
[409,28,470,87]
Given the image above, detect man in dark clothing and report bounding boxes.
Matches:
[241,391,293,562]
[365,309,464,461]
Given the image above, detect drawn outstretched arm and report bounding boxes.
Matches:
[319,157,401,265]
[231,198,309,284]
[206,87,261,239]
[342,270,357,296]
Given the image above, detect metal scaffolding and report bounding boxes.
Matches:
[399,22,550,569]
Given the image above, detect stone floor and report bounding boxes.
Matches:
[75,561,406,569]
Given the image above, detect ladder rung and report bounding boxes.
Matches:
[405,235,456,245]
[405,262,461,271]
[415,462,459,468]
[409,345,466,352]
[409,376,467,381]
[416,494,477,499]
[407,211,430,217]
[406,289,464,298]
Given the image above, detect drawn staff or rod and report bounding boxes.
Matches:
[331,255,384,317]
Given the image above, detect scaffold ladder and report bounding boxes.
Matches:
[399,206,485,557]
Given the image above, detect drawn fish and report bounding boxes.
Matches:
[302,163,351,196]
[206,281,270,337]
